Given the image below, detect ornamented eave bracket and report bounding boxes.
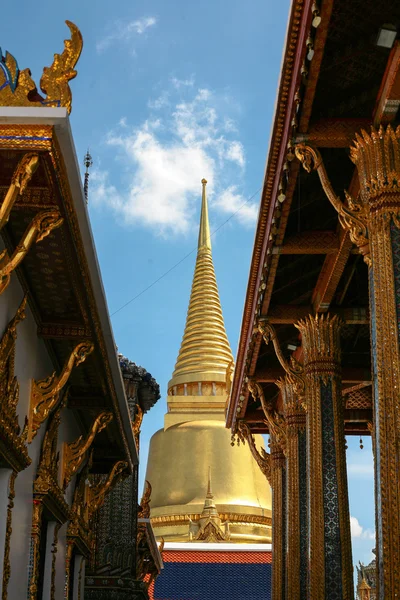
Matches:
[33,403,70,524]
[138,480,152,518]
[0,153,39,231]
[132,404,143,449]
[0,294,31,471]
[62,410,113,489]
[26,341,94,443]
[247,378,287,453]
[0,21,83,114]
[295,143,371,266]
[258,318,305,401]
[86,460,128,522]
[237,420,271,482]
[0,210,63,295]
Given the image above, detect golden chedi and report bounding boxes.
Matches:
[145,179,272,543]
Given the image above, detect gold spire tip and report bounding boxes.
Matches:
[201,178,207,185]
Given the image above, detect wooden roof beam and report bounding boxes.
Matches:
[296,118,371,148]
[374,40,400,126]
[254,366,371,383]
[266,305,368,324]
[311,173,360,313]
[272,230,339,254]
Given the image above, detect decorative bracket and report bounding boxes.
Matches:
[295,143,370,265]
[0,153,39,231]
[247,378,287,453]
[0,210,64,295]
[86,460,128,522]
[258,318,305,400]
[138,480,152,518]
[26,341,94,443]
[0,295,31,471]
[62,411,113,489]
[132,404,143,449]
[33,402,70,524]
[237,420,271,482]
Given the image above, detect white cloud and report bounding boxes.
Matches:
[171,76,195,89]
[226,141,245,168]
[148,91,170,110]
[350,516,375,540]
[96,16,157,53]
[92,81,256,236]
[214,186,258,225]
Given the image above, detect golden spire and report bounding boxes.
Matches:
[168,179,233,390]
[198,179,211,252]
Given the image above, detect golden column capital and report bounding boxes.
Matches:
[350,125,400,206]
[295,313,342,377]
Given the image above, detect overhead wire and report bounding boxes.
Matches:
[110,185,262,317]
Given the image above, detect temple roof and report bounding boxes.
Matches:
[169,180,233,389]
[227,0,400,435]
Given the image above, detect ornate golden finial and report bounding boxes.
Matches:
[138,480,152,518]
[0,21,83,114]
[169,179,233,389]
[62,411,113,489]
[198,178,211,252]
[26,340,94,442]
[0,210,63,295]
[0,154,39,232]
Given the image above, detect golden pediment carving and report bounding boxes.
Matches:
[0,21,82,114]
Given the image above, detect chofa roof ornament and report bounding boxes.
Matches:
[0,20,82,114]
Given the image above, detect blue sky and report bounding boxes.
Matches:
[4,0,374,574]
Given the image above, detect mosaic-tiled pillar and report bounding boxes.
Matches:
[295,314,353,600]
[296,126,400,598]
[270,436,286,600]
[279,376,307,600]
[350,127,400,599]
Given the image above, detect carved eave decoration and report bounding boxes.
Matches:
[33,405,69,524]
[0,295,31,472]
[226,0,388,439]
[0,21,82,114]
[0,133,136,472]
[226,0,317,430]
